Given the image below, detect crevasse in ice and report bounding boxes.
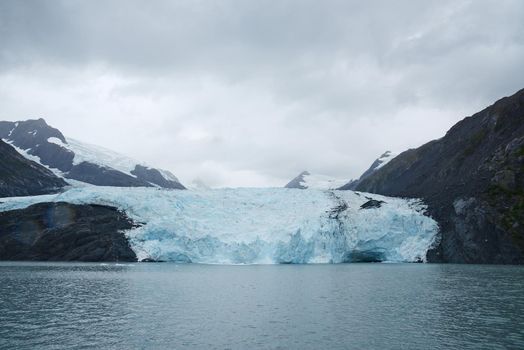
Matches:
[0,186,439,264]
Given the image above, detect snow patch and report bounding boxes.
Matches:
[375,151,397,170]
[47,137,66,146]
[7,123,18,137]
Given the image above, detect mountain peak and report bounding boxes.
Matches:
[285,171,348,190]
[338,151,397,190]
[285,171,310,189]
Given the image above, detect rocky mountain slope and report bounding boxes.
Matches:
[0,140,67,197]
[0,118,185,189]
[352,89,524,264]
[0,202,137,261]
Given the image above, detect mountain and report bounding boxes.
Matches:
[285,171,348,190]
[351,89,524,264]
[0,118,185,189]
[338,151,397,190]
[0,139,67,197]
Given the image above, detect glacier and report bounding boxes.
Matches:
[0,186,439,264]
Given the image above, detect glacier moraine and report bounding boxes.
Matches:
[0,186,439,264]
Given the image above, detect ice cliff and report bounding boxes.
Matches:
[0,186,438,264]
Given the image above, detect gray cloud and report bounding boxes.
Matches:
[0,0,523,187]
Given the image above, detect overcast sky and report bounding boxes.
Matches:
[1,0,523,187]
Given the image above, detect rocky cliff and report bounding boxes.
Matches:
[353,89,524,264]
[0,202,137,262]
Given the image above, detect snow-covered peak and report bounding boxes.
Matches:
[285,171,349,190]
[338,151,398,190]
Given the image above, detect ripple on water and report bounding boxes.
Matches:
[0,262,523,350]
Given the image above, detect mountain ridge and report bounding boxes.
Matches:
[0,118,186,189]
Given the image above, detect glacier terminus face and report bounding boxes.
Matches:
[0,186,439,264]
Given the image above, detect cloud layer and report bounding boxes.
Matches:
[1,0,523,187]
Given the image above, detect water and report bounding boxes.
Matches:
[0,263,523,350]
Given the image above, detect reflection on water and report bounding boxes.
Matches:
[0,262,523,349]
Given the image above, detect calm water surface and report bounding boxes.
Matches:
[0,262,523,349]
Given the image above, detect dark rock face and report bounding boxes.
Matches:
[285,171,310,189]
[0,140,67,197]
[0,202,138,262]
[353,89,524,264]
[131,165,186,189]
[67,162,152,187]
[360,199,385,209]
